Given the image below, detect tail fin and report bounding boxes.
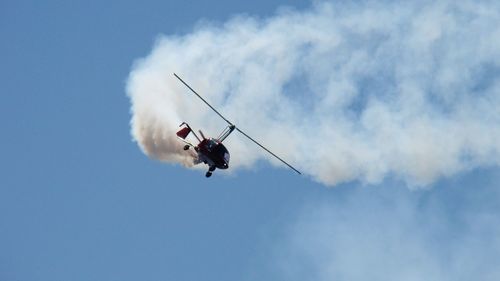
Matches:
[176,125,192,139]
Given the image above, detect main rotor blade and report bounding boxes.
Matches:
[173,73,233,126]
[236,127,302,175]
[174,73,301,175]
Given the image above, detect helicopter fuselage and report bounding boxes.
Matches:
[196,138,230,170]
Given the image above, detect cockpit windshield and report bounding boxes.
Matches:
[207,138,217,150]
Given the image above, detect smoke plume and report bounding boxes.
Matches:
[126,0,500,187]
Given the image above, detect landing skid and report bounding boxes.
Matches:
[205,166,216,178]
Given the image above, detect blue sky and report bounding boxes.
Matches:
[2,1,500,280]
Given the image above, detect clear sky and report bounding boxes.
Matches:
[1,1,499,281]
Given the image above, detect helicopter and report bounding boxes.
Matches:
[173,73,301,178]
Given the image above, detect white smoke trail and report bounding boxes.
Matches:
[126,0,500,187]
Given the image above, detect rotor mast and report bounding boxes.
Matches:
[217,125,236,142]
